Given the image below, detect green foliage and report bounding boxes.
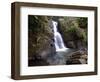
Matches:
[77,17,87,28]
[64,26,85,40]
[58,17,87,48]
[82,30,87,43]
[77,17,87,44]
[67,26,77,33]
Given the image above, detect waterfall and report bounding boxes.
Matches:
[52,21,68,52]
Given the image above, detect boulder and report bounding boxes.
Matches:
[66,49,87,64]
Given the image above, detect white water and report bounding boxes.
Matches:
[52,21,68,52]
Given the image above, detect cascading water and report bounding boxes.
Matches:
[52,21,68,52]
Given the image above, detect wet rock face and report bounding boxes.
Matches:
[66,41,76,48]
[28,15,56,66]
[37,39,56,60]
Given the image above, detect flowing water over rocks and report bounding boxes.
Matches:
[46,21,77,65]
[52,21,67,51]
